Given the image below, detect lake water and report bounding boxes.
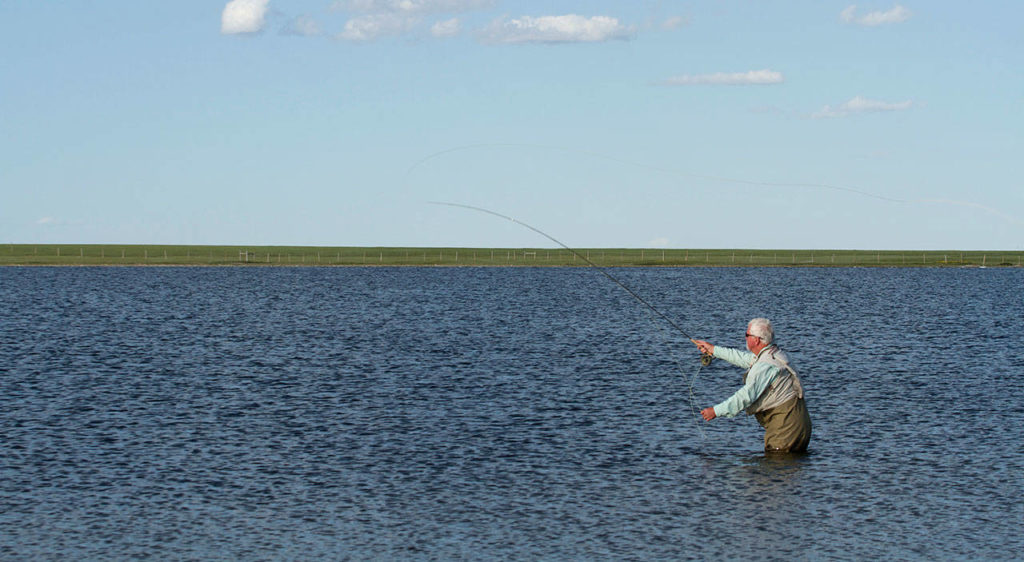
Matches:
[1,266,1022,560]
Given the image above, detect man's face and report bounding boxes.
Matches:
[745,326,758,351]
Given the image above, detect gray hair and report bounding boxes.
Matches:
[748,317,774,345]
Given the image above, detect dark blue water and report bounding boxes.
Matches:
[2,266,1022,559]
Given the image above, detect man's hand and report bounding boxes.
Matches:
[693,339,714,356]
[701,407,717,421]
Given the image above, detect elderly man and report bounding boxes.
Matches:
[693,318,812,453]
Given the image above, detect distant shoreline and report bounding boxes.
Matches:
[2,245,1021,267]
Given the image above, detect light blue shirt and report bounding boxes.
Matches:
[711,345,783,418]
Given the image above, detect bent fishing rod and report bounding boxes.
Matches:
[433,201,714,436]
[429,201,710,359]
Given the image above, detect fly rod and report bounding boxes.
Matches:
[433,201,714,437]
[429,201,703,347]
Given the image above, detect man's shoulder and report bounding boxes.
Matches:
[754,348,790,372]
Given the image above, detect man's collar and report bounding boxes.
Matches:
[754,344,777,359]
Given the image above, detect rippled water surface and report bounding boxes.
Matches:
[2,266,1022,559]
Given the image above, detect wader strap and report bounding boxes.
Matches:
[769,348,804,399]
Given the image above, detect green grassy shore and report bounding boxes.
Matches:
[2,245,1021,267]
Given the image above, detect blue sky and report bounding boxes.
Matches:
[2,1,1021,250]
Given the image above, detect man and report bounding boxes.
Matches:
[693,318,812,453]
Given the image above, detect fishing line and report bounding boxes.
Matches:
[688,360,708,440]
[430,201,713,433]
[429,201,699,342]
[410,143,1022,225]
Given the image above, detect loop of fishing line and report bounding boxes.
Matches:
[689,359,708,440]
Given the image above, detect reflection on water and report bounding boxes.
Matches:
[1,266,1022,559]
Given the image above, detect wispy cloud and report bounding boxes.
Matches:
[221,0,270,34]
[813,96,913,118]
[281,15,322,36]
[333,0,493,15]
[34,217,83,227]
[661,69,784,86]
[480,15,636,44]
[431,18,461,38]
[660,16,688,31]
[332,0,489,41]
[840,5,911,26]
[337,13,419,41]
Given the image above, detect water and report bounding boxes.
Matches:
[1,266,1022,560]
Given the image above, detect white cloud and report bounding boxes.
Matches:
[840,5,911,26]
[221,0,270,34]
[431,18,461,37]
[662,69,784,86]
[813,96,913,118]
[480,14,635,44]
[648,237,670,248]
[36,217,56,225]
[281,15,322,36]
[333,0,492,15]
[338,13,418,41]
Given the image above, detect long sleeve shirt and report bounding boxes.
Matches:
[711,345,783,418]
